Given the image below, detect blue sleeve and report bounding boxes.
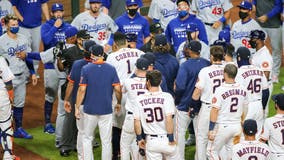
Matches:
[107,33,114,45]
[0,25,2,36]
[165,23,172,43]
[112,67,120,84]
[262,88,269,110]
[267,0,282,18]
[102,0,111,9]
[160,76,168,93]
[80,67,88,85]
[197,20,209,45]
[41,0,49,4]
[143,19,150,38]
[175,66,188,104]
[25,58,35,75]
[10,0,18,6]
[252,0,256,5]
[41,22,58,46]
[153,19,160,23]
[27,52,41,60]
[138,0,143,7]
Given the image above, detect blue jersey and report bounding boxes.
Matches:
[11,0,48,28]
[80,61,120,115]
[175,57,210,111]
[165,14,208,52]
[68,58,91,104]
[115,13,150,49]
[41,18,71,50]
[154,52,179,96]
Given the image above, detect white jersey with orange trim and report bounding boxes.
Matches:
[106,48,145,82]
[195,64,225,103]
[235,65,268,102]
[0,56,14,91]
[123,76,147,113]
[232,140,271,160]
[251,46,273,79]
[261,114,284,157]
[212,82,248,124]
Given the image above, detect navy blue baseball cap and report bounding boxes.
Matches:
[89,45,104,57]
[136,58,150,71]
[83,40,96,52]
[154,34,167,46]
[141,52,155,66]
[238,1,252,10]
[250,30,266,40]
[89,0,102,3]
[188,40,201,53]
[186,23,199,32]
[126,0,138,6]
[52,3,64,12]
[150,23,162,34]
[77,30,92,39]
[236,46,250,60]
[65,26,78,39]
[272,93,284,109]
[243,119,257,136]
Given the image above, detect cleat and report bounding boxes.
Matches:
[44,123,55,134]
[93,140,100,148]
[14,127,33,139]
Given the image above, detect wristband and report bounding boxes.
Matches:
[209,121,216,131]
[167,134,174,142]
[136,134,143,141]
[7,90,14,99]
[219,16,226,23]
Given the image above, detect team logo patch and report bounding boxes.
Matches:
[212,97,217,104]
[262,62,269,68]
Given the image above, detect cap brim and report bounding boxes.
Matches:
[272,94,277,102]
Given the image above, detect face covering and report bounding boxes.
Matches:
[10,26,19,34]
[249,40,257,48]
[178,10,188,18]
[128,8,138,17]
[239,11,249,20]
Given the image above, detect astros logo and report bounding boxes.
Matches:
[262,62,269,68]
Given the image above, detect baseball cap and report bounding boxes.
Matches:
[77,30,91,39]
[141,52,155,66]
[236,46,250,60]
[126,0,138,6]
[125,32,138,42]
[89,44,104,57]
[272,93,284,109]
[176,0,189,5]
[52,3,64,12]
[250,30,266,40]
[89,0,102,3]
[150,23,162,34]
[243,119,257,136]
[65,26,78,39]
[218,26,230,44]
[154,34,167,46]
[212,40,227,53]
[238,1,252,10]
[187,40,201,53]
[136,58,151,71]
[83,40,96,52]
[186,23,199,32]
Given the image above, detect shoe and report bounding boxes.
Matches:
[55,140,60,148]
[139,148,145,156]
[14,127,33,139]
[93,140,100,148]
[60,149,70,157]
[44,123,55,134]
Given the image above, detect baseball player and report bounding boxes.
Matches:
[191,46,225,160]
[134,70,180,160]
[231,1,263,53]
[175,40,210,159]
[0,14,37,139]
[75,45,122,160]
[191,0,233,45]
[115,0,150,49]
[232,119,271,160]
[148,0,178,30]
[249,30,273,118]
[260,93,284,160]
[235,46,269,138]
[165,0,208,53]
[0,0,13,34]
[0,56,20,160]
[207,64,248,160]
[71,0,118,53]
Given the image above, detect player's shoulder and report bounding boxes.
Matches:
[74,10,89,19]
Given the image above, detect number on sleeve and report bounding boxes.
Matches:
[144,107,164,123]
[230,97,238,112]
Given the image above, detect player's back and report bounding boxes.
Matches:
[232,140,271,160]
[196,64,224,103]
[123,76,147,112]
[106,48,144,81]
[236,65,268,101]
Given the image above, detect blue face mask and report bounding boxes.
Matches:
[10,26,19,34]
[178,10,188,18]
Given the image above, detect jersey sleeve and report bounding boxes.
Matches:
[108,17,118,33]
[79,67,88,86]
[41,0,49,4]
[195,69,206,90]
[261,71,269,90]
[231,145,241,160]
[0,57,14,82]
[10,0,18,6]
[143,19,150,38]
[211,89,222,109]
[68,62,78,83]
[148,0,160,19]
[191,0,198,12]
[71,15,81,30]
[223,0,233,12]
[133,97,141,120]
[164,93,175,116]
[112,67,120,86]
[260,119,270,141]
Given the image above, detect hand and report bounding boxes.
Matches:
[115,104,121,114]
[75,107,80,119]
[64,101,72,113]
[281,14,284,21]
[31,74,38,86]
[104,44,111,53]
[137,139,145,149]
[257,15,268,23]
[188,108,196,118]
[19,16,24,22]
[208,130,216,141]
[168,140,177,146]
[16,51,26,60]
[212,21,222,29]
[54,18,63,28]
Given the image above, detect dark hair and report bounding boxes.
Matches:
[225,43,235,57]
[114,32,127,46]
[146,70,162,87]
[210,46,224,61]
[224,64,238,79]
[4,14,18,25]
[152,44,170,53]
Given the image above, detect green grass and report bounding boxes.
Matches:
[15,68,284,160]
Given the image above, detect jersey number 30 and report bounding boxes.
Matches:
[144,107,164,123]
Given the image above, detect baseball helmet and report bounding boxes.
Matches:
[249,30,265,40]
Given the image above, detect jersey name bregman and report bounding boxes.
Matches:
[241,69,263,79]
[139,98,164,106]
[237,147,269,157]
[115,51,139,61]
[221,89,246,100]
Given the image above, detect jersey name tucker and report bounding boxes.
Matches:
[241,70,264,79]
[139,98,164,106]
[115,51,139,61]
[273,120,284,129]
[236,147,269,157]
[221,89,246,100]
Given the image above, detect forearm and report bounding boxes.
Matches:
[192,88,201,101]
[42,3,50,20]
[25,58,35,75]
[166,115,174,134]
[57,58,64,71]
[134,119,142,135]
[75,87,86,109]
[209,107,218,130]
[143,36,151,44]
[64,82,74,101]
[114,85,122,104]
[12,6,23,21]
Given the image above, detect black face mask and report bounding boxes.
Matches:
[249,40,257,48]
[239,11,249,19]
[128,8,138,17]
